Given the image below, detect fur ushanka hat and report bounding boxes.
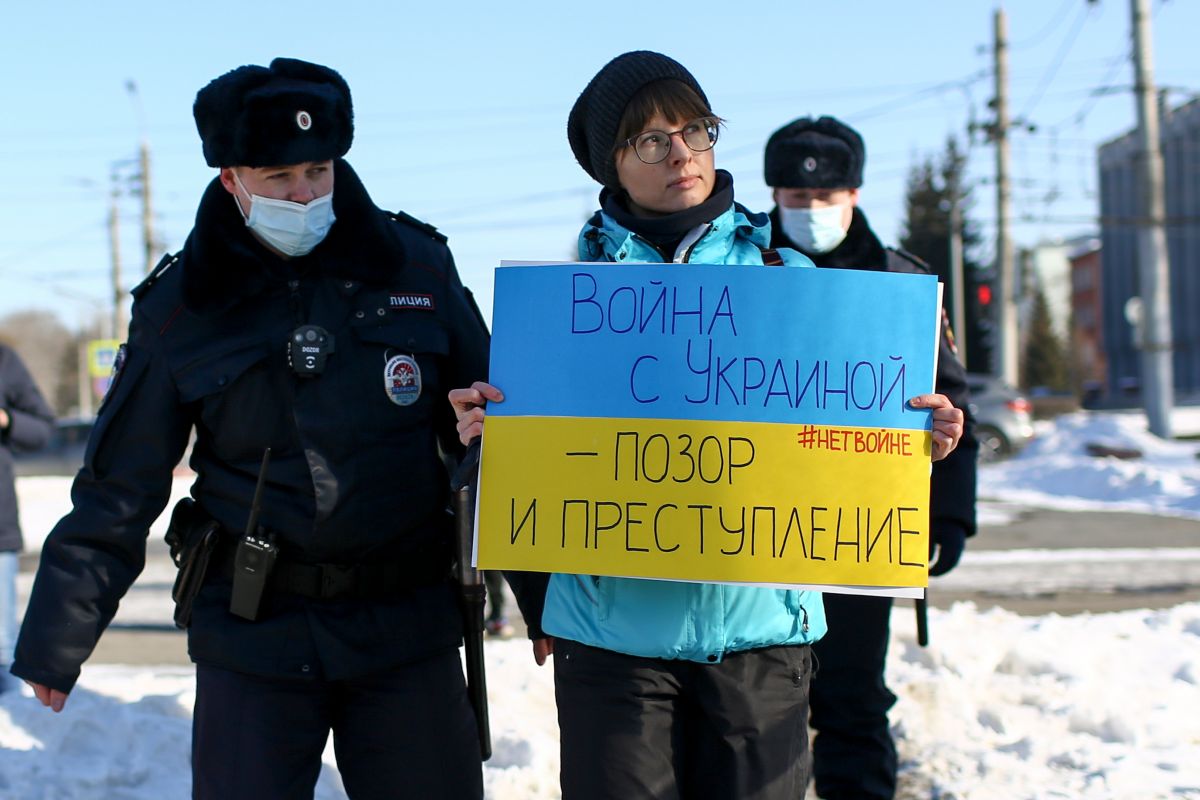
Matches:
[763,116,865,189]
[193,57,354,168]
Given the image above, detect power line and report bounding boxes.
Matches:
[0,220,108,269]
[1019,1,1097,121]
[843,70,990,124]
[1012,0,1081,49]
[427,186,594,222]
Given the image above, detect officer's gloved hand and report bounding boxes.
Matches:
[928,523,967,576]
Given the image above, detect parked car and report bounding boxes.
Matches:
[965,373,1035,463]
[12,417,92,477]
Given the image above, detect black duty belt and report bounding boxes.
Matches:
[213,537,452,601]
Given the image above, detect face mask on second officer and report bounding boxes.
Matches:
[774,187,857,253]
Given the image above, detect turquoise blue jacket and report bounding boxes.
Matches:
[540,202,827,662]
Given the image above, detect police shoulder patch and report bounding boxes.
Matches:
[885,246,932,276]
[389,210,448,244]
[132,252,181,299]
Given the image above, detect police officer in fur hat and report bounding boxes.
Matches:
[764,116,978,800]
[13,58,490,799]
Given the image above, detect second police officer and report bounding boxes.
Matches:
[13,58,490,799]
[764,116,979,800]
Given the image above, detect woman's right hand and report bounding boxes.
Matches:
[28,681,68,712]
[448,381,504,446]
[532,637,554,666]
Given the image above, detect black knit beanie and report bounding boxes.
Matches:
[763,116,865,189]
[568,51,710,189]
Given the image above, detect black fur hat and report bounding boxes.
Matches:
[764,116,864,189]
[193,57,353,168]
[567,51,709,189]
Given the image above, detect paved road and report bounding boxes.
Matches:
[933,503,1200,611]
[970,504,1199,550]
[16,504,1199,666]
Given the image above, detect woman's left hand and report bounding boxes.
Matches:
[909,393,963,462]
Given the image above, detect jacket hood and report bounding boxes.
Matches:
[181,159,403,314]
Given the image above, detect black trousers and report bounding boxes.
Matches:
[554,638,812,800]
[809,593,897,800]
[192,648,482,800]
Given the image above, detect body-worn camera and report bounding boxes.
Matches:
[230,532,278,621]
[289,325,335,377]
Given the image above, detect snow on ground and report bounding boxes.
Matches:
[980,408,1200,519]
[2,408,1199,798]
[1,606,1196,799]
[886,602,1200,800]
[0,644,562,800]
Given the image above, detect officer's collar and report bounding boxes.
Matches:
[182,159,403,314]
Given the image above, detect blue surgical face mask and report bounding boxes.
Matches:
[778,204,849,254]
[233,171,336,258]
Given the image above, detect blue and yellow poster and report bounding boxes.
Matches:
[475,262,942,593]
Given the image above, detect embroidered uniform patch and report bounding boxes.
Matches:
[389,293,435,311]
[384,354,422,406]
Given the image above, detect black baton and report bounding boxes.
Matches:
[915,594,929,647]
[451,438,492,761]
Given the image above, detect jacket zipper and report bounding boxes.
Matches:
[630,234,671,262]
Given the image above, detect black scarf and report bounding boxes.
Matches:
[600,169,736,259]
[181,159,403,314]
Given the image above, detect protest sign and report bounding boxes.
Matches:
[475,263,941,593]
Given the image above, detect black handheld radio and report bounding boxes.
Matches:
[229,448,277,621]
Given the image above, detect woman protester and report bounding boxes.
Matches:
[450,51,964,800]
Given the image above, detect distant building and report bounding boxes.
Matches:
[1019,240,1075,341]
[1068,239,1105,401]
[1098,98,1200,403]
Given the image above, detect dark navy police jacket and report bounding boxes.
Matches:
[14,160,490,692]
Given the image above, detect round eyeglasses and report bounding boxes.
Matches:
[616,117,720,165]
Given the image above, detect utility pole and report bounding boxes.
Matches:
[1131,0,1174,437]
[139,140,155,275]
[991,7,1018,386]
[78,342,92,419]
[126,80,158,275]
[948,174,968,369]
[108,167,124,340]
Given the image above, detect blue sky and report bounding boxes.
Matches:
[2,0,1196,331]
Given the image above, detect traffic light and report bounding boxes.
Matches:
[977,283,992,308]
[964,269,996,374]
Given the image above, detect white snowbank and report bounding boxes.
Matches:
[980,409,1200,519]
[2,603,1197,799]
